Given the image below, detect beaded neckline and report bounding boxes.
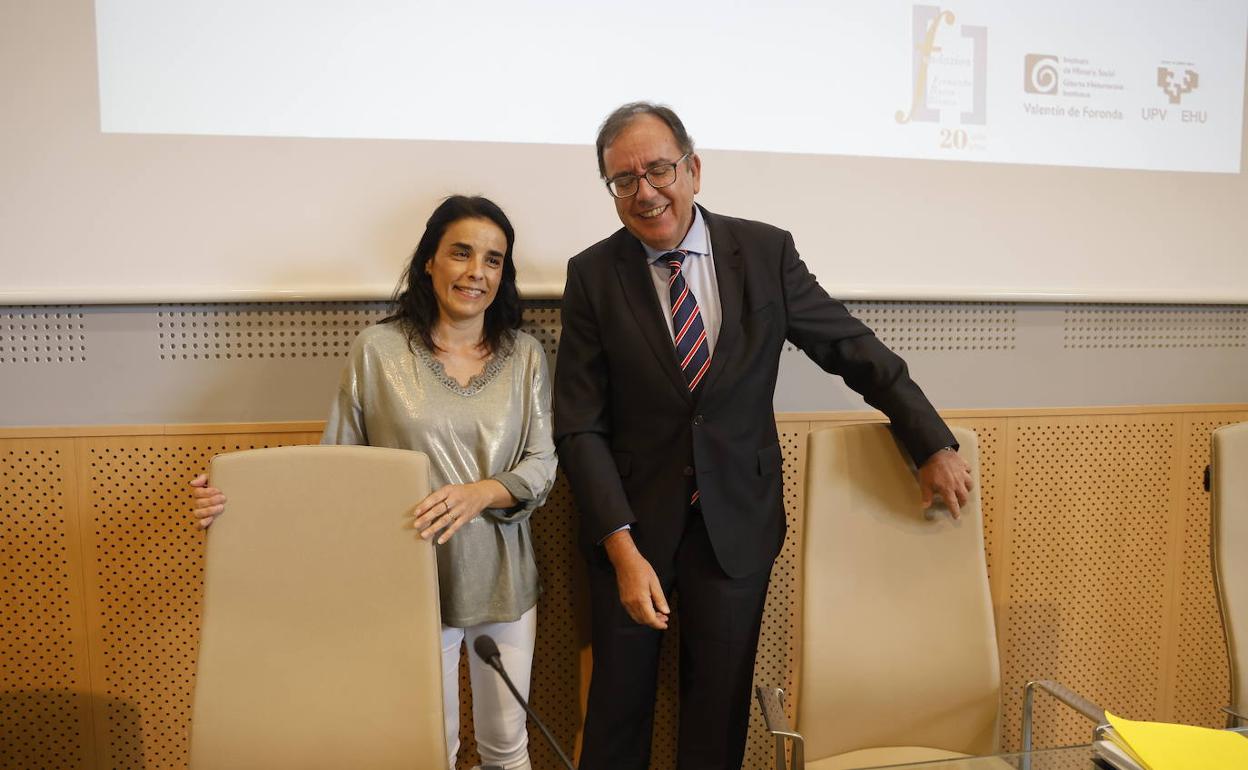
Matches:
[412,334,514,397]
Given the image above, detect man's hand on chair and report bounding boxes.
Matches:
[917,448,973,520]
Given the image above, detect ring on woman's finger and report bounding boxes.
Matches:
[442,500,450,515]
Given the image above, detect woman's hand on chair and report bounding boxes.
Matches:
[412,480,513,544]
[190,473,227,529]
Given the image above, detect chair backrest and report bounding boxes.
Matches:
[796,424,999,760]
[189,445,443,769]
[1213,422,1248,712]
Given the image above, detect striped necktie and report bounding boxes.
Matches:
[665,250,711,392]
[665,249,710,505]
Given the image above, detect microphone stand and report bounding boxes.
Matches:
[474,637,576,770]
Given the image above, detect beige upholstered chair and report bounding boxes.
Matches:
[189,445,444,769]
[1212,422,1248,727]
[757,424,1101,770]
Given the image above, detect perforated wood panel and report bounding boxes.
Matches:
[948,420,1006,590]
[744,422,810,769]
[0,308,87,364]
[1064,306,1248,349]
[3,407,1244,769]
[520,301,562,361]
[846,302,1017,351]
[1166,413,1247,726]
[79,432,321,769]
[154,300,562,365]
[157,304,388,360]
[527,473,585,769]
[649,583,681,768]
[998,416,1180,750]
[0,438,93,770]
[782,302,1018,354]
[452,647,480,768]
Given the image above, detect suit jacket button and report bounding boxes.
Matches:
[693,414,704,425]
[683,466,695,476]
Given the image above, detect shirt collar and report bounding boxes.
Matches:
[644,206,709,266]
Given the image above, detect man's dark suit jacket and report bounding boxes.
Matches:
[554,206,954,579]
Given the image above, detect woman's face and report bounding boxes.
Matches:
[424,217,508,326]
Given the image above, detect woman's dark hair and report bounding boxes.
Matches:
[387,195,521,355]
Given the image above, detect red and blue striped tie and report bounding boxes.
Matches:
[666,249,711,506]
[665,250,711,392]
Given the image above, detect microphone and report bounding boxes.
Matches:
[472,634,576,770]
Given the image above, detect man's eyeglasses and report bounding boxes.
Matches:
[604,153,691,199]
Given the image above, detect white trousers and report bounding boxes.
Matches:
[441,605,536,770]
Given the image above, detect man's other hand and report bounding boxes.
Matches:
[603,530,670,630]
[917,448,973,520]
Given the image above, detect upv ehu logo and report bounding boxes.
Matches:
[1157,67,1198,104]
[1143,63,1204,124]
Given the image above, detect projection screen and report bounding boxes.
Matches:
[1,0,1246,303]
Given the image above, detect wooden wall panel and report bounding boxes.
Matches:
[947,419,1006,591]
[998,416,1181,750]
[0,438,93,770]
[2,408,1244,768]
[740,421,810,770]
[526,473,587,770]
[1165,412,1248,727]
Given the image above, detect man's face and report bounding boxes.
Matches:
[601,113,701,251]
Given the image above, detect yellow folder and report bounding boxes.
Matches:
[1105,712,1248,770]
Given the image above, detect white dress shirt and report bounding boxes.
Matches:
[641,205,721,355]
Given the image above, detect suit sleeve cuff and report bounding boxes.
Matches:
[597,523,631,545]
[925,444,960,464]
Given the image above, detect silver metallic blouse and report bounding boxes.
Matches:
[322,322,557,627]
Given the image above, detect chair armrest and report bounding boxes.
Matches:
[1022,679,1106,753]
[1223,704,1247,726]
[755,686,804,770]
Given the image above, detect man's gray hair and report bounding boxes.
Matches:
[595,102,696,179]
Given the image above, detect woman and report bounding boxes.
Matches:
[191,195,556,770]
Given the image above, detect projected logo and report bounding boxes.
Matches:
[1024,54,1059,95]
[895,5,988,126]
[1157,67,1199,104]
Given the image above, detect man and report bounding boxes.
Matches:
[553,102,973,770]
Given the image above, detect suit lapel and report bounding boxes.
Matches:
[698,208,743,398]
[613,237,694,405]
